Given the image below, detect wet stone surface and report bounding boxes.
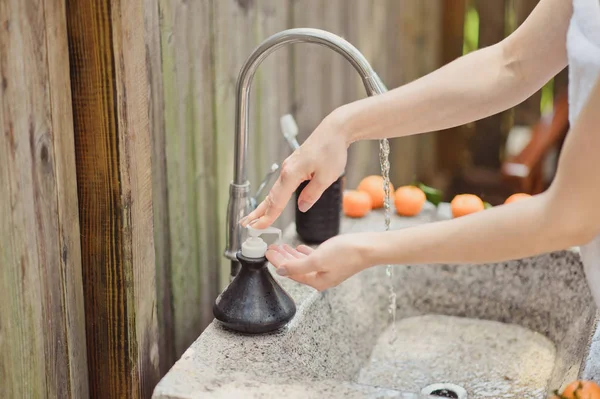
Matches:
[153,209,600,399]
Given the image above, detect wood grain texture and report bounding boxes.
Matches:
[144,0,174,376]
[142,0,455,369]
[513,0,541,126]
[344,0,387,189]
[255,0,294,229]
[388,0,419,186]
[212,0,260,286]
[290,0,356,185]
[436,0,468,176]
[389,0,442,185]
[43,0,90,395]
[0,0,88,397]
[291,0,329,143]
[407,1,442,183]
[471,0,508,168]
[159,0,220,359]
[66,0,160,397]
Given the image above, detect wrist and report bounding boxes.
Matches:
[329,102,364,145]
[354,232,384,269]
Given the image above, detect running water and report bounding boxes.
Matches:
[379,138,397,343]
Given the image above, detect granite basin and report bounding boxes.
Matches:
[153,209,600,399]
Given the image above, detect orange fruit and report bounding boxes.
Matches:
[451,194,484,218]
[557,380,600,399]
[505,193,532,204]
[394,186,426,217]
[357,175,394,209]
[343,190,372,218]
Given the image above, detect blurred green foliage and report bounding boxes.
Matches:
[463,5,479,55]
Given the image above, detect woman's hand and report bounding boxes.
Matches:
[240,111,350,229]
[265,233,372,291]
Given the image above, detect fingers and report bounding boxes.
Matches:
[297,176,334,213]
[266,244,324,290]
[241,164,305,229]
[277,257,318,277]
[296,245,314,256]
[266,245,318,275]
[266,245,300,268]
[240,200,269,227]
[266,244,305,264]
[281,244,304,259]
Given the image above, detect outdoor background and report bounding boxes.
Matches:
[0,0,568,397]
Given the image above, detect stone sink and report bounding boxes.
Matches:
[153,206,600,399]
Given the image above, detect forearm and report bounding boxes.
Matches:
[363,193,589,267]
[336,0,570,143]
[338,44,523,142]
[362,73,600,269]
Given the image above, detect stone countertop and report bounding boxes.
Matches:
[152,207,442,399]
[152,204,592,399]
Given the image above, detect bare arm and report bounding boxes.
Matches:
[341,0,571,141]
[243,0,572,228]
[268,77,600,291]
[368,78,600,268]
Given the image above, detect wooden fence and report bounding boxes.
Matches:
[146,0,445,374]
[1,0,564,397]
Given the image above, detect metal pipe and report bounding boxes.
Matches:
[225,28,387,276]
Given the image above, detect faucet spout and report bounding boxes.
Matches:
[234,28,387,185]
[225,28,387,276]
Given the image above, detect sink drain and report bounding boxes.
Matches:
[430,389,458,398]
[421,383,467,399]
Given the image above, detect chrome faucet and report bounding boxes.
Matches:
[224,28,388,277]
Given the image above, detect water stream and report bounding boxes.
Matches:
[379,138,397,343]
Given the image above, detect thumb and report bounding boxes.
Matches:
[276,257,317,277]
[297,176,335,212]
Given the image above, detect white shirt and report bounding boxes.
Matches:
[567,0,600,305]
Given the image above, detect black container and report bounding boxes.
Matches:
[295,175,344,244]
[213,252,296,334]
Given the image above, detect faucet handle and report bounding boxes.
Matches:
[250,163,279,210]
[280,114,300,151]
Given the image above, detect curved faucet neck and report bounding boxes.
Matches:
[233,28,387,185]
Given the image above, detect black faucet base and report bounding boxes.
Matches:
[213,252,296,334]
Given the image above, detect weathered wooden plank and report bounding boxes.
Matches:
[344,0,386,189]
[513,0,541,126]
[436,0,468,177]
[409,1,442,182]
[255,0,295,229]
[66,0,160,396]
[159,0,220,359]
[42,0,90,395]
[291,0,329,143]
[188,0,221,340]
[144,0,174,376]
[384,0,420,185]
[213,0,261,285]
[322,0,348,113]
[0,0,88,397]
[471,0,508,168]
[292,0,365,188]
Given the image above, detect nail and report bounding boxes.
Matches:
[239,216,249,226]
[298,200,312,213]
[249,218,260,226]
[276,266,289,276]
